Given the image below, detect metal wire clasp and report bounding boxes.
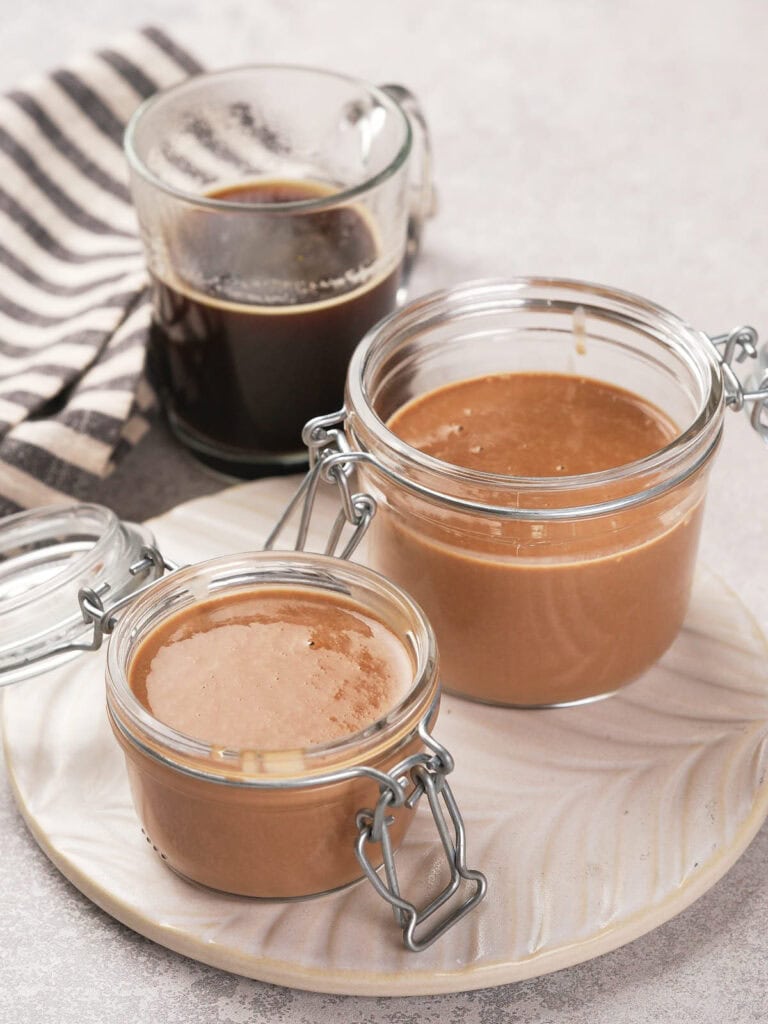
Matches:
[75,545,178,653]
[709,327,768,441]
[354,720,487,952]
[264,410,377,558]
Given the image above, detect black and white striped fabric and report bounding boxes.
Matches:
[0,27,201,516]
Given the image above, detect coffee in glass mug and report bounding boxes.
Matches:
[125,66,433,475]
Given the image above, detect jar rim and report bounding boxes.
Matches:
[345,277,725,518]
[106,551,438,785]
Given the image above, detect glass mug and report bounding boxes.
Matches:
[125,65,434,476]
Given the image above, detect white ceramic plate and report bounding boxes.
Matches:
[3,477,768,996]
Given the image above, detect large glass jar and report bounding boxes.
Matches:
[294,278,765,707]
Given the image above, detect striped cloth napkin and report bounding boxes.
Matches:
[0,27,202,517]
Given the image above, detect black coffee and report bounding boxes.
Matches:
[148,179,401,472]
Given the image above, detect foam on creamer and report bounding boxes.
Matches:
[128,586,414,750]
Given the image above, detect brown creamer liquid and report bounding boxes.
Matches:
[387,373,675,476]
[128,586,413,749]
[118,585,421,898]
[371,371,705,706]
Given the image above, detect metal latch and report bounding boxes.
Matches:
[710,326,768,441]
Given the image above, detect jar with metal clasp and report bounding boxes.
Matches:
[267,278,768,708]
[0,502,486,952]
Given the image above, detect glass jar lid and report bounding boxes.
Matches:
[0,503,161,686]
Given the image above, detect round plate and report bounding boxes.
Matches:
[3,477,768,996]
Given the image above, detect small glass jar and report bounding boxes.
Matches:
[0,509,485,952]
[289,278,767,708]
[106,552,438,899]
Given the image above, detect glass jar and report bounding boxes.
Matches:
[282,278,767,708]
[107,551,440,899]
[0,509,485,952]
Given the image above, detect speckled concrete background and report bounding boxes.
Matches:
[3,1,768,1020]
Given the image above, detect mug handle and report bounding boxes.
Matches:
[379,84,437,294]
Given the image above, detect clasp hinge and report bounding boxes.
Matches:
[264,410,377,559]
[354,724,487,952]
[75,544,178,653]
[709,327,768,440]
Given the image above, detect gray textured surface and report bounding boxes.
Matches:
[2,0,768,1020]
